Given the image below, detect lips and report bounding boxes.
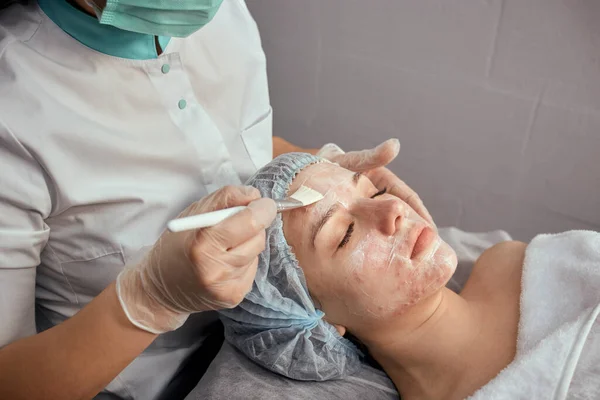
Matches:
[410,226,435,259]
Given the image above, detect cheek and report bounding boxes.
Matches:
[332,239,402,316]
[342,236,457,318]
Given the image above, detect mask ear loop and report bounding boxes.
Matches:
[84,0,103,19]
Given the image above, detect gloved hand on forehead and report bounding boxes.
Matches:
[317,138,435,227]
[116,185,277,334]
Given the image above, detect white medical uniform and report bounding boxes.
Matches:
[0,1,272,398]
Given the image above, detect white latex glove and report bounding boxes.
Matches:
[116,185,277,334]
[317,139,435,226]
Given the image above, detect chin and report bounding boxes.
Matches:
[416,239,458,299]
[434,240,458,286]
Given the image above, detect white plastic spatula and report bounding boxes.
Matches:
[167,185,324,233]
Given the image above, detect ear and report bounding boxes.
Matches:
[333,324,347,336]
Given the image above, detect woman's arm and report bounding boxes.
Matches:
[0,282,156,400]
[273,136,319,157]
[0,128,156,399]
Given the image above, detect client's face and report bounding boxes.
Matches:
[282,162,457,330]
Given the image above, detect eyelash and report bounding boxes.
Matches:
[337,188,387,250]
[338,222,354,249]
[371,187,387,198]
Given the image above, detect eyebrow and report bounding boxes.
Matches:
[309,172,362,249]
[311,203,340,249]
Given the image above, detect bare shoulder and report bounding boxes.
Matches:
[478,241,528,267]
[457,241,527,397]
[462,241,527,299]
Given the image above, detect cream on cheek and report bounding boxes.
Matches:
[340,211,457,319]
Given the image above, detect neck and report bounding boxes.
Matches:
[357,289,485,399]
[70,0,163,55]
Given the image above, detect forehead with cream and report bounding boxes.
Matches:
[285,162,364,246]
[288,162,354,197]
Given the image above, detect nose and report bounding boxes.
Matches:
[354,197,405,236]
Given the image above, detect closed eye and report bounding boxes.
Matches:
[338,222,354,249]
[338,188,386,250]
[371,187,387,199]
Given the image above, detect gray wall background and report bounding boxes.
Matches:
[246,0,600,241]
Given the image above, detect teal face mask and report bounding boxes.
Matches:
[86,0,225,38]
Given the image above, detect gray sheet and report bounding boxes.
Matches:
[186,341,399,400]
